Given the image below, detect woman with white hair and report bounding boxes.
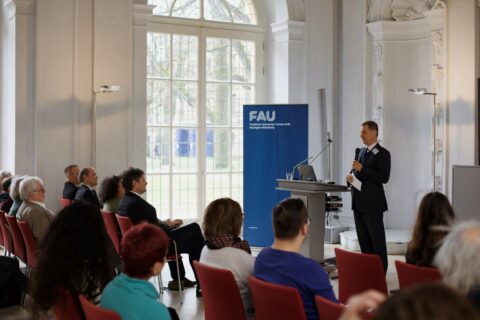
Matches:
[434,221,480,311]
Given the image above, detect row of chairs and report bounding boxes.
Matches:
[55,290,121,320]
[193,248,442,320]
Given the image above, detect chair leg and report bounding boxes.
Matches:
[172,241,183,305]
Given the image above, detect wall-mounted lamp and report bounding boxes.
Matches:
[92,84,121,166]
[408,88,438,191]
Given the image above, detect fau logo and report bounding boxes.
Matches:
[249,111,276,122]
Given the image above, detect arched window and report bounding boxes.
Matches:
[146,0,263,220]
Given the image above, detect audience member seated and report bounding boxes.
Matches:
[0,171,12,186]
[200,198,255,318]
[62,164,80,201]
[8,176,26,216]
[99,175,125,213]
[405,192,454,267]
[29,202,118,319]
[435,221,480,311]
[101,223,175,320]
[16,177,55,241]
[254,198,337,320]
[74,167,101,208]
[117,167,205,296]
[0,176,13,213]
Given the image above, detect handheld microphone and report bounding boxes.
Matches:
[350,148,361,174]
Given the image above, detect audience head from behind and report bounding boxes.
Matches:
[406,192,454,267]
[272,198,309,247]
[369,283,480,320]
[79,166,98,188]
[1,176,12,193]
[29,202,114,319]
[434,221,480,297]
[64,164,80,185]
[19,176,46,204]
[99,175,125,213]
[100,223,172,320]
[0,170,12,185]
[121,167,147,194]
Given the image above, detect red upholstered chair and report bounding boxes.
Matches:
[101,210,120,254]
[4,214,27,263]
[193,261,245,320]
[315,295,345,320]
[59,198,72,208]
[395,260,442,290]
[54,289,82,320]
[17,220,38,268]
[78,294,121,320]
[335,248,388,304]
[115,214,133,236]
[248,275,307,320]
[0,213,13,255]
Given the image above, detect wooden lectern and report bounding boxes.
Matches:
[277,179,349,262]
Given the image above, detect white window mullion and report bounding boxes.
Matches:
[198,28,207,221]
[229,38,233,198]
[168,33,174,220]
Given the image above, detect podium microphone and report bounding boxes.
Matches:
[290,155,314,178]
[350,148,361,174]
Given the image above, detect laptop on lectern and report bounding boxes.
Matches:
[297,165,317,181]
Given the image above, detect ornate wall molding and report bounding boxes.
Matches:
[3,0,34,20]
[133,2,154,27]
[271,20,305,43]
[372,41,384,143]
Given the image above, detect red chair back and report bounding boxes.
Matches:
[101,210,120,253]
[54,289,82,320]
[193,261,245,320]
[395,260,442,290]
[5,214,27,262]
[248,275,307,320]
[0,211,5,247]
[115,214,133,236]
[315,295,345,320]
[335,248,388,304]
[59,198,72,208]
[79,294,121,320]
[17,220,38,268]
[0,213,13,253]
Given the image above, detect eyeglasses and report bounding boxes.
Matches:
[33,188,46,193]
[307,217,312,225]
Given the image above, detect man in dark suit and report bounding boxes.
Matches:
[74,167,101,208]
[62,164,80,200]
[118,167,205,297]
[346,121,390,271]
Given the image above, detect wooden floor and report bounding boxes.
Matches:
[0,244,404,319]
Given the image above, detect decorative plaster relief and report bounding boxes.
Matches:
[367,0,393,23]
[391,0,428,21]
[372,41,384,142]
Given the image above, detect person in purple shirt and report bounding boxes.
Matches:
[254,198,338,320]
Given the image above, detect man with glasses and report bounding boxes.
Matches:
[254,198,337,320]
[16,176,55,241]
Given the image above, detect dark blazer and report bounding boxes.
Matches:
[117,192,171,235]
[351,143,390,213]
[74,185,101,208]
[62,182,79,201]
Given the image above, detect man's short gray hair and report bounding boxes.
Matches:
[19,176,43,202]
[434,221,480,294]
[10,176,27,201]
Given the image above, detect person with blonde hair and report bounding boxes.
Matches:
[200,198,254,317]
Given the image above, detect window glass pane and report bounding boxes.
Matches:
[172,128,197,172]
[172,0,200,19]
[172,81,197,126]
[206,38,230,82]
[231,128,243,171]
[149,0,174,16]
[204,0,231,23]
[173,35,198,80]
[206,83,230,125]
[206,173,230,204]
[146,174,170,220]
[147,33,170,78]
[147,127,170,173]
[206,128,230,172]
[232,40,255,83]
[226,0,257,24]
[172,174,197,219]
[231,173,243,206]
[232,84,254,126]
[147,79,170,126]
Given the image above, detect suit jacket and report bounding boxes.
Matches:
[117,192,171,235]
[16,201,55,241]
[62,182,79,201]
[74,185,101,208]
[351,143,390,213]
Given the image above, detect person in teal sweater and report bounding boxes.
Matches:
[100,223,173,320]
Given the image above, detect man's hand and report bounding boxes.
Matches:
[346,175,354,183]
[166,219,183,228]
[339,290,386,320]
[352,160,363,172]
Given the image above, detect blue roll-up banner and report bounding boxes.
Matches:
[243,104,308,247]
